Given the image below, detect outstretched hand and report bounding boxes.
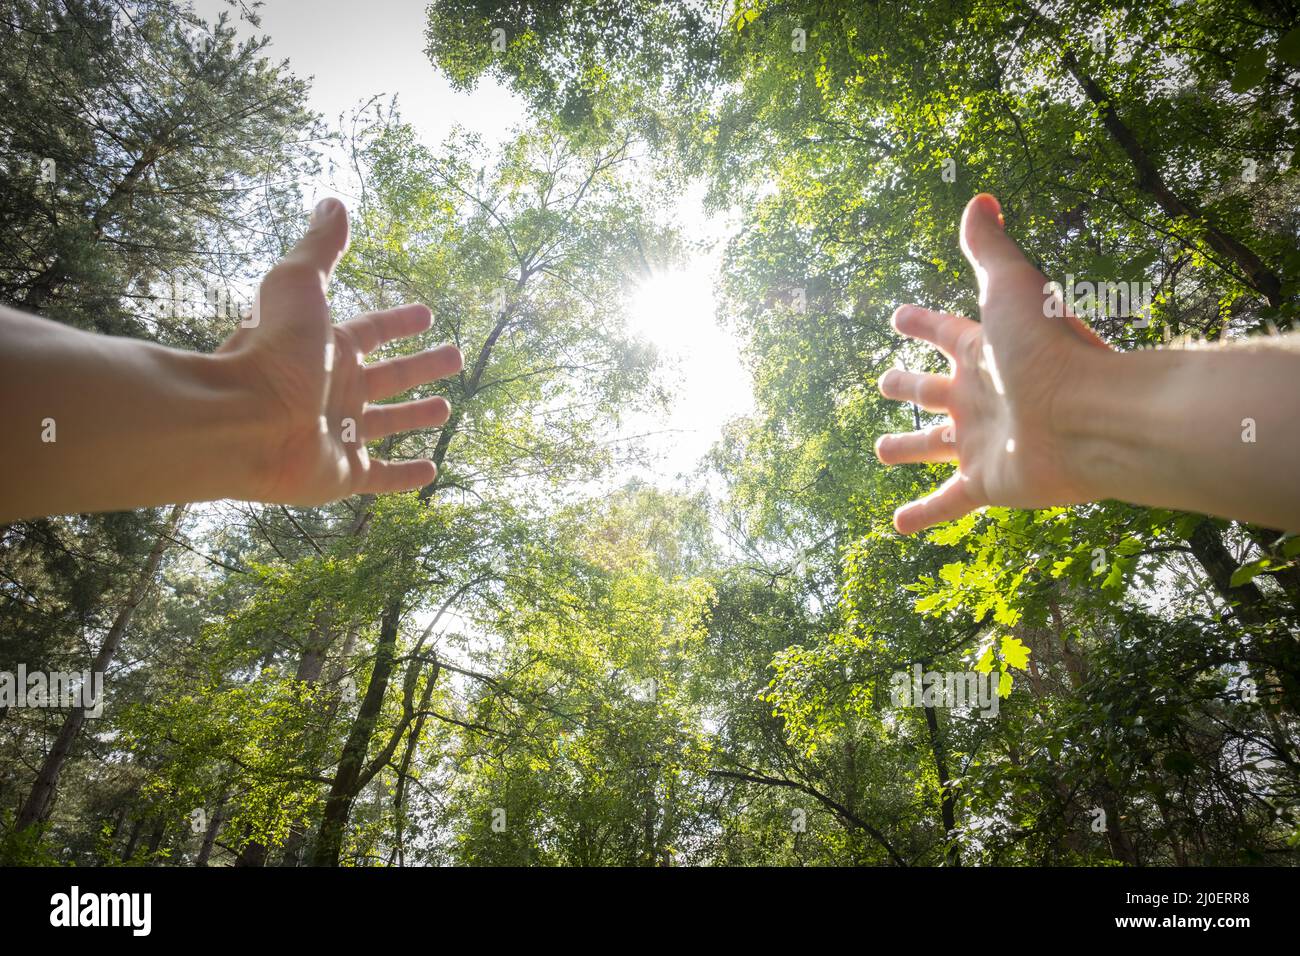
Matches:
[218,198,463,505]
[875,193,1111,535]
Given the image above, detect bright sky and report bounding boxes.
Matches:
[622,203,753,483]
[192,0,753,485]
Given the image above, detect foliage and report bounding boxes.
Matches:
[2,0,1298,867]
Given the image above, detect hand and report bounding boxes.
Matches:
[218,198,463,505]
[875,193,1112,535]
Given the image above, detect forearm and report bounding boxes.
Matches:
[1068,337,1300,531]
[0,306,271,521]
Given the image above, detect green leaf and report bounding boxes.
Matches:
[1114,537,1143,557]
[1162,750,1197,776]
[1000,635,1031,671]
[1229,558,1273,588]
[1279,26,1300,66]
[1174,514,1203,539]
[1102,556,1129,591]
[938,561,964,585]
[1231,47,1269,92]
[992,602,1021,627]
[927,512,975,545]
[913,592,945,614]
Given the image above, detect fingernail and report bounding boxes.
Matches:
[987,195,1005,229]
[311,197,339,224]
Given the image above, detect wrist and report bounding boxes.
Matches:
[1058,345,1190,509]
[178,350,283,503]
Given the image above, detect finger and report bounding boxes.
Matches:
[875,422,958,465]
[340,303,433,355]
[959,193,1018,275]
[890,305,975,360]
[362,396,451,440]
[894,473,979,535]
[359,459,437,495]
[270,197,350,292]
[878,368,951,412]
[364,344,464,402]
[959,193,1035,308]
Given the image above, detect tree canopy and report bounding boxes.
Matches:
[2,0,1298,868]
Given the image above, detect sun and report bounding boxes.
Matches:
[627,267,715,351]
[618,259,754,479]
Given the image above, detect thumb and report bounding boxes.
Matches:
[277,197,350,290]
[959,193,1030,305]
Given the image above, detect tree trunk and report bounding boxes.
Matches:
[278,625,362,867]
[1186,519,1300,716]
[121,817,145,862]
[15,504,186,832]
[922,695,961,866]
[311,597,404,866]
[1100,788,1138,864]
[22,145,165,312]
[389,660,440,866]
[308,287,520,866]
[195,796,226,867]
[1025,10,1286,307]
[145,818,167,862]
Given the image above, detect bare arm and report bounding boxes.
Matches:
[876,193,1300,534]
[0,199,462,522]
[1064,340,1300,530]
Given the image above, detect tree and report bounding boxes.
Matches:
[0,0,320,858]
[427,0,1300,863]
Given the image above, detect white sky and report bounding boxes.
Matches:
[192,0,752,485]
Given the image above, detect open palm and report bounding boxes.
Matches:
[875,193,1110,535]
[217,198,463,505]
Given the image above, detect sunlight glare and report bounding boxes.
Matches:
[623,259,752,478]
